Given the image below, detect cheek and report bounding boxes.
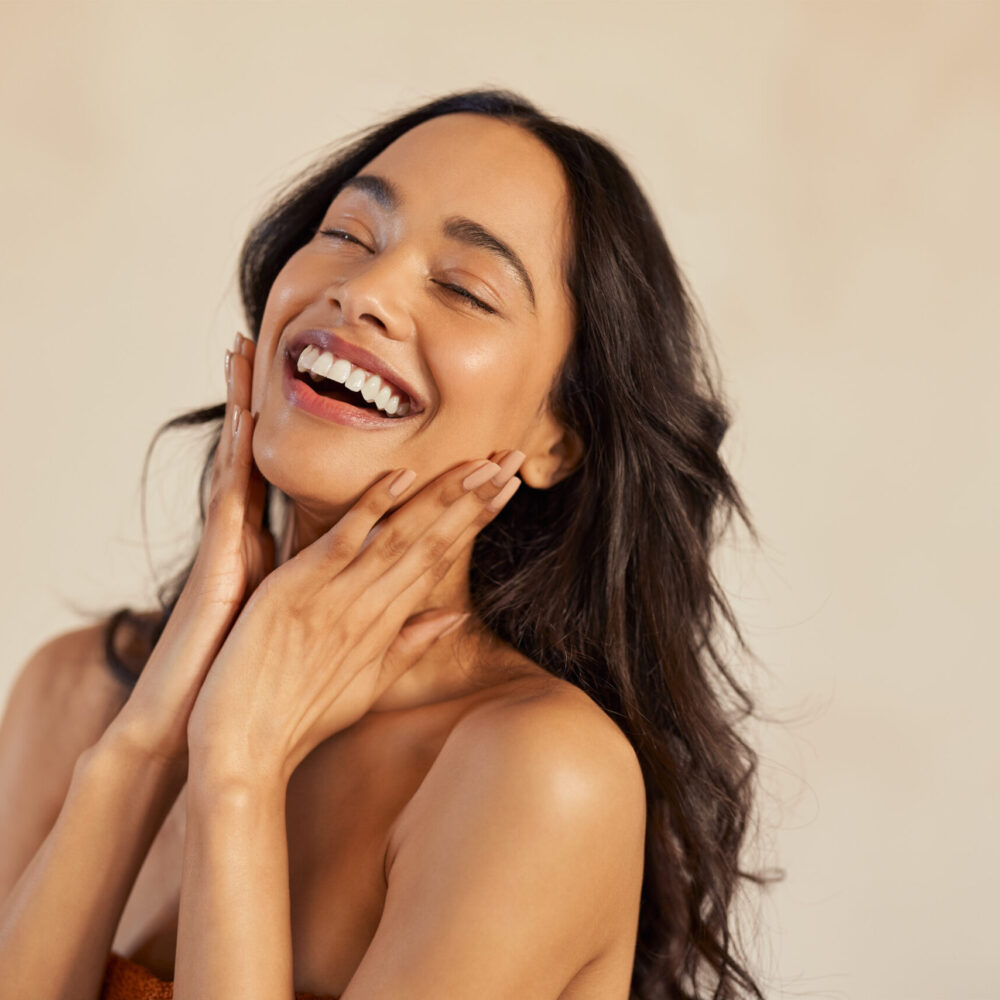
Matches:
[250,255,317,408]
[438,340,547,430]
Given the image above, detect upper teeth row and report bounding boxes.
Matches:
[296,345,411,417]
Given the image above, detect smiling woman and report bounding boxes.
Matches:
[0,89,775,1000]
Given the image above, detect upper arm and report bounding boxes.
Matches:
[0,623,129,900]
[341,694,647,1000]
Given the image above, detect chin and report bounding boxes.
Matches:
[251,421,392,518]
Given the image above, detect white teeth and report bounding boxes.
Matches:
[310,351,335,378]
[297,345,320,371]
[294,343,414,417]
[329,358,351,383]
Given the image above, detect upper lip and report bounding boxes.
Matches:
[285,328,425,413]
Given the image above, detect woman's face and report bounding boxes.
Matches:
[249,112,576,523]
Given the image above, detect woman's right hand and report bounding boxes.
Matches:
[106,333,276,769]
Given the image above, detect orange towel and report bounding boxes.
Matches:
[100,951,340,999]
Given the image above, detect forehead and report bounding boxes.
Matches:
[356,113,573,307]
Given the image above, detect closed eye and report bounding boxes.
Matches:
[318,229,495,315]
[318,227,370,249]
[433,280,496,315]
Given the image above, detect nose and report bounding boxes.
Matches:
[324,248,417,342]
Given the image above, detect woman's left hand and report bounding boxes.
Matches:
[184,451,523,788]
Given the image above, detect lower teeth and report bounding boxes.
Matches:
[301,371,389,414]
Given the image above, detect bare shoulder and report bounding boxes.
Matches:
[458,674,647,828]
[378,672,647,993]
[390,666,647,889]
[0,609,164,802]
[0,615,143,897]
[1,618,130,745]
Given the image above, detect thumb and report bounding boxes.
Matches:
[383,609,470,673]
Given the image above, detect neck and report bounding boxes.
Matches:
[275,500,497,713]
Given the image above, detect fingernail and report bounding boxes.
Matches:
[232,404,242,441]
[233,331,243,353]
[462,460,501,491]
[388,468,417,497]
[490,449,526,487]
[224,349,232,384]
[486,476,520,512]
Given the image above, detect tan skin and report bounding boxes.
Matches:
[0,113,646,999]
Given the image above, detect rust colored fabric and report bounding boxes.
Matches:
[100,951,340,1000]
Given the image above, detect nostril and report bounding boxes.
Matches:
[360,312,387,331]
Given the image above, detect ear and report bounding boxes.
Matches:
[518,408,585,490]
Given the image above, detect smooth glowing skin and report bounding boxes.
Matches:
[251,112,577,510]
[0,113,646,1000]
[249,112,583,712]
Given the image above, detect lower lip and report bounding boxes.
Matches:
[281,354,413,428]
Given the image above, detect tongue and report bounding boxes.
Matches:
[300,372,380,411]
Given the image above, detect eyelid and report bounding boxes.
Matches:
[434,280,496,315]
[317,228,498,315]
[318,227,371,249]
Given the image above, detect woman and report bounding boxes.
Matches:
[0,89,772,999]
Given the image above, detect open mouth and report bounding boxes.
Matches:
[286,344,419,424]
[294,367,390,413]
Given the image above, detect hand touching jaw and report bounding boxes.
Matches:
[246,112,582,528]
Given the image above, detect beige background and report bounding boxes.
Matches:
[2,2,997,998]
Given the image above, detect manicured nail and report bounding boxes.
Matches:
[388,468,417,497]
[224,349,233,385]
[486,476,520,512]
[233,331,243,353]
[462,460,501,491]
[232,404,242,441]
[490,450,526,487]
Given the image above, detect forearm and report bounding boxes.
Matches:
[0,730,186,1000]
[174,768,293,1000]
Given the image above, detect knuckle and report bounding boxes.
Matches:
[436,479,462,509]
[420,532,452,566]
[325,533,357,564]
[360,490,391,518]
[473,505,497,527]
[378,527,410,561]
[426,554,453,585]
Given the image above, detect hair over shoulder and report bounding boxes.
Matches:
[103,88,780,1000]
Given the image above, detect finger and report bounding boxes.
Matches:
[332,453,524,621]
[323,456,499,587]
[246,529,277,595]
[377,609,470,687]
[236,330,256,362]
[245,457,268,531]
[370,474,522,627]
[277,466,422,588]
[204,398,255,545]
[229,335,254,421]
[208,343,239,496]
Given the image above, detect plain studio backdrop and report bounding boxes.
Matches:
[1,3,997,998]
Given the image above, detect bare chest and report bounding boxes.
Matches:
[111,710,465,996]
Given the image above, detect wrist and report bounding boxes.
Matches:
[89,719,189,789]
[186,722,290,793]
[186,748,288,811]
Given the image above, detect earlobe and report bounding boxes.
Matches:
[519,423,585,490]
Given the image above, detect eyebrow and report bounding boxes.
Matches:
[340,173,537,311]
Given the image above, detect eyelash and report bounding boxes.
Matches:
[317,228,496,315]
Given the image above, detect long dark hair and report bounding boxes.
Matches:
[102,88,779,999]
